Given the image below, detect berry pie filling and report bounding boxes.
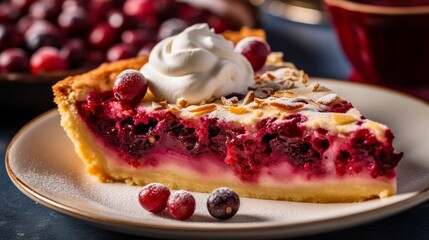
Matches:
[54,24,403,202]
[76,87,401,183]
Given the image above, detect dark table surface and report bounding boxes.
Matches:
[2,11,429,240]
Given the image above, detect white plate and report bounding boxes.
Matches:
[6,79,429,239]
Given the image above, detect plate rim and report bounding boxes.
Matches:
[5,79,429,238]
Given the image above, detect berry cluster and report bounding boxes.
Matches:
[138,183,240,220]
[0,0,235,74]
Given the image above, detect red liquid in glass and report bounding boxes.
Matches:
[352,0,429,7]
[325,0,429,100]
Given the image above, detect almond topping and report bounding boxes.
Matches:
[274,91,298,98]
[270,100,304,111]
[151,101,165,110]
[332,114,357,125]
[266,72,276,80]
[256,110,264,117]
[312,83,320,92]
[228,106,247,114]
[243,91,255,105]
[317,94,339,105]
[284,81,295,89]
[254,98,265,105]
[168,105,181,114]
[176,97,188,108]
[189,104,217,116]
[221,96,228,106]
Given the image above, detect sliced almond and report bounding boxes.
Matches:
[270,100,304,111]
[266,72,276,80]
[274,90,298,98]
[317,94,339,105]
[151,101,166,110]
[243,91,255,105]
[332,114,357,125]
[228,106,247,114]
[189,104,217,116]
[221,96,228,106]
[301,73,309,84]
[168,105,180,114]
[312,83,320,92]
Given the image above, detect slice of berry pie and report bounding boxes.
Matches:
[53,24,402,203]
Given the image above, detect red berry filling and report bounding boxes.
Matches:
[76,91,402,182]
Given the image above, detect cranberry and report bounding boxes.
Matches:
[28,0,60,22]
[89,23,118,49]
[137,43,155,56]
[167,190,196,220]
[88,0,115,24]
[17,15,34,34]
[0,24,24,51]
[178,3,209,24]
[113,69,148,105]
[121,29,155,49]
[61,0,85,10]
[0,3,21,23]
[207,187,240,220]
[84,50,106,69]
[157,18,188,41]
[0,48,30,73]
[107,10,134,30]
[235,37,271,72]
[30,46,67,74]
[60,38,86,68]
[123,0,167,20]
[208,15,230,33]
[57,5,89,36]
[24,20,63,51]
[11,0,36,12]
[106,43,136,62]
[138,183,171,213]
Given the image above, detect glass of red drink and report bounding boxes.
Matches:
[324,0,429,100]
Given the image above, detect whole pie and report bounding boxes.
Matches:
[53,24,402,203]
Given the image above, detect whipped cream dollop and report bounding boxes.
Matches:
[140,23,254,104]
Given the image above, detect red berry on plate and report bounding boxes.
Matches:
[167,190,196,220]
[30,46,67,74]
[235,37,271,72]
[207,187,240,220]
[138,183,171,213]
[113,69,148,105]
[0,48,30,73]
